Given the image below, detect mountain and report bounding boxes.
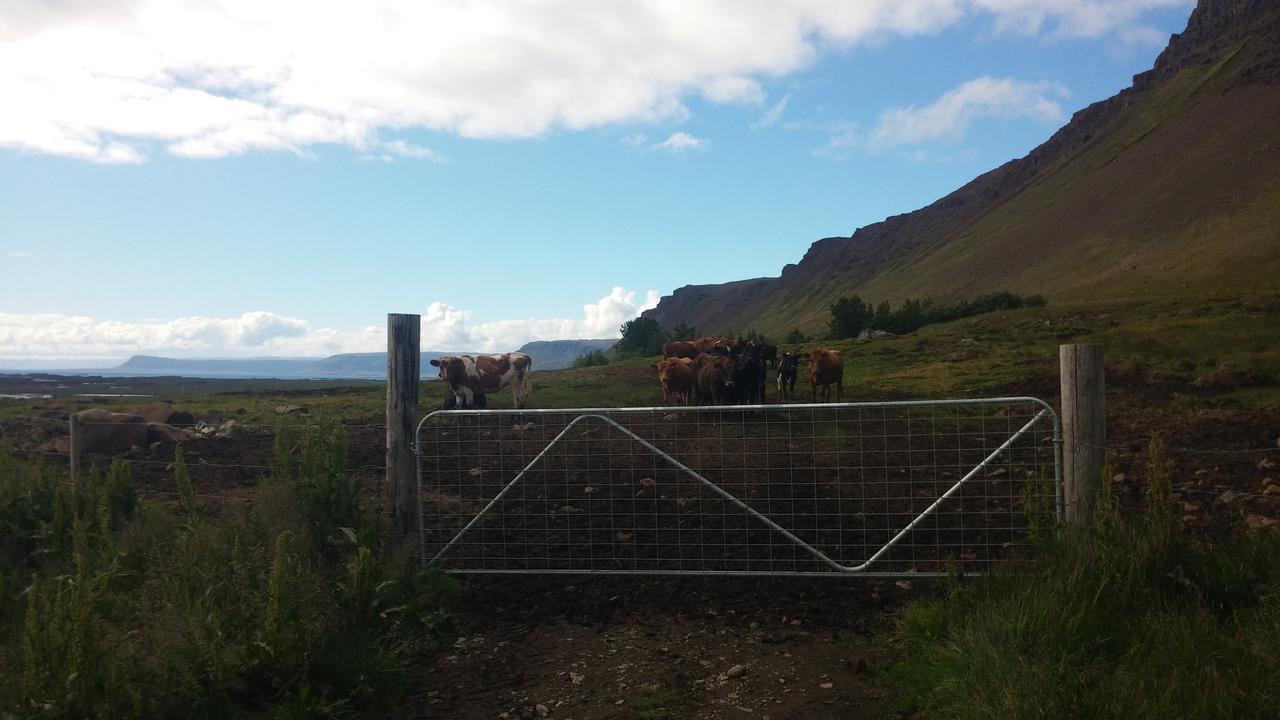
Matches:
[101,339,620,380]
[517,339,616,369]
[112,355,320,377]
[645,0,1280,337]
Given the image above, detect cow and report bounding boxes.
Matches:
[759,343,778,370]
[651,357,696,405]
[429,352,532,409]
[440,390,486,410]
[730,341,766,405]
[691,336,735,355]
[661,340,700,360]
[693,352,736,405]
[808,348,844,402]
[776,352,799,402]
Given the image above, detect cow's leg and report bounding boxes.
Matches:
[836,379,843,403]
[511,376,528,409]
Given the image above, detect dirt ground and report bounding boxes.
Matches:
[395,576,921,720]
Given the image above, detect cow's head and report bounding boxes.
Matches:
[429,356,467,385]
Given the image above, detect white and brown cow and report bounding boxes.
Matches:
[429,352,532,409]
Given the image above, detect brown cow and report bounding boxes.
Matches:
[690,336,735,354]
[693,352,736,405]
[429,352,532,408]
[651,357,696,405]
[808,348,844,402]
[661,340,699,360]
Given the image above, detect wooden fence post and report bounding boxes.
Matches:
[69,412,81,479]
[1060,343,1106,525]
[386,313,421,542]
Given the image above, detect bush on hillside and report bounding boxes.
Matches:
[828,290,1049,339]
[615,317,666,357]
[572,350,609,368]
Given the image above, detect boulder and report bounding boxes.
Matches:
[134,401,196,427]
[73,410,149,455]
[216,419,246,439]
[146,422,197,444]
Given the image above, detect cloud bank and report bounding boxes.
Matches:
[0,287,659,359]
[869,76,1068,150]
[0,0,1186,163]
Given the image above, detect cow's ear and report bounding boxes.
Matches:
[429,359,440,367]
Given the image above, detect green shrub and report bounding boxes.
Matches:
[892,436,1280,719]
[572,350,610,368]
[0,426,455,719]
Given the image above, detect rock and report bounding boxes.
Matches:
[1217,490,1239,505]
[1191,361,1255,390]
[638,477,657,489]
[216,419,245,439]
[1263,486,1280,496]
[535,703,550,718]
[274,404,308,415]
[512,422,536,433]
[1246,514,1277,530]
[1113,473,1127,484]
[146,422,200,445]
[726,664,747,679]
[1183,501,1200,514]
[569,671,584,685]
[819,682,834,689]
[134,401,195,427]
[1258,458,1276,471]
[73,410,150,455]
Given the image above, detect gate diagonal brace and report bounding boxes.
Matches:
[420,408,1051,574]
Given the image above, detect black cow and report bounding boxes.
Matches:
[759,343,778,370]
[776,352,799,402]
[730,342,766,405]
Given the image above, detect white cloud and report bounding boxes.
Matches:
[0,1,1186,163]
[0,287,659,358]
[810,121,860,159]
[0,310,379,358]
[753,94,792,129]
[967,0,1188,40]
[377,139,442,161]
[868,76,1067,150]
[421,287,661,352]
[6,251,35,258]
[653,132,708,153]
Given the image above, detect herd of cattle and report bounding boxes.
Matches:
[428,338,845,410]
[652,336,844,406]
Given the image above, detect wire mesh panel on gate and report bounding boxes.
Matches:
[416,399,1060,576]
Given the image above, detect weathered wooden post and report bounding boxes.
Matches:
[1060,343,1105,525]
[68,412,82,479]
[386,313,421,541]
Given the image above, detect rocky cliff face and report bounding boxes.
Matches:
[644,0,1280,336]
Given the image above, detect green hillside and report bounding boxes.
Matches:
[644,0,1280,338]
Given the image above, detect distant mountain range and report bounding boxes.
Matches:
[83,338,617,379]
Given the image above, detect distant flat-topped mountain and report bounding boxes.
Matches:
[645,0,1280,337]
[99,338,618,379]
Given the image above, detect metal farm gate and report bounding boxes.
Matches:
[415,398,1061,577]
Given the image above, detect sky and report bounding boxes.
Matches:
[0,0,1195,362]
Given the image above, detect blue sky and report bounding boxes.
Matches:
[0,1,1194,360]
